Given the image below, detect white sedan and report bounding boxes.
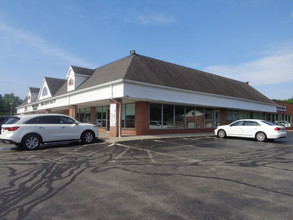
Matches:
[214,119,287,142]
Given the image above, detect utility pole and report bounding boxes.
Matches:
[9,102,12,115]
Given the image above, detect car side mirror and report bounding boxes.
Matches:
[75,121,80,125]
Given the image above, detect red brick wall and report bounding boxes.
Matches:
[274,101,293,130]
[135,102,150,135]
[69,105,77,119]
[90,107,96,125]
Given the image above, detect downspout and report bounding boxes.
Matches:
[110,84,122,138]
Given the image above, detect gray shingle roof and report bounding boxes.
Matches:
[76,56,134,90]
[71,66,95,76]
[29,87,40,94]
[44,77,66,97]
[75,54,274,104]
[125,54,274,104]
[28,54,274,106]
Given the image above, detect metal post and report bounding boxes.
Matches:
[9,103,12,115]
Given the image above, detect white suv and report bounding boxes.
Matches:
[0,114,98,150]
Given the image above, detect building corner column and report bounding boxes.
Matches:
[110,99,122,137]
[135,101,150,135]
[69,105,77,119]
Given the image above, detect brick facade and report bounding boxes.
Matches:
[274,101,293,130]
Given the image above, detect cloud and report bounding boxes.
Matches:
[125,11,175,26]
[0,20,92,67]
[204,45,293,86]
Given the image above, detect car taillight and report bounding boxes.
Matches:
[4,126,20,131]
[274,127,281,131]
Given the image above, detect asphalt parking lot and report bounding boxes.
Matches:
[0,133,293,220]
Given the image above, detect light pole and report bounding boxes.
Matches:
[9,102,12,115]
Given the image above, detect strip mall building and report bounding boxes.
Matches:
[17,52,293,137]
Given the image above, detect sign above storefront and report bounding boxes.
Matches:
[277,105,286,112]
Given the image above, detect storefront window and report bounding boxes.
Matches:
[150,103,162,129]
[77,108,90,122]
[204,108,213,128]
[268,113,292,127]
[196,108,204,128]
[185,106,195,128]
[239,111,250,119]
[251,112,264,120]
[77,108,84,122]
[163,104,174,128]
[96,107,107,127]
[122,103,135,128]
[175,105,185,128]
[226,111,238,123]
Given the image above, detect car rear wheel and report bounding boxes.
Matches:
[217,129,226,138]
[81,130,95,144]
[22,134,41,150]
[256,132,267,142]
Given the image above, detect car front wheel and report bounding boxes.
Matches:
[21,134,41,150]
[81,130,95,144]
[256,132,267,142]
[217,129,226,138]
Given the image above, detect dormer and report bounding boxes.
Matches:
[38,77,66,100]
[27,87,40,103]
[66,65,95,92]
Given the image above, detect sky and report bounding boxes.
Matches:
[0,0,292,100]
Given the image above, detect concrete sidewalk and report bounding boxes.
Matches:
[98,132,215,143]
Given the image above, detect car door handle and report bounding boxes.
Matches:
[61,127,66,128]
[39,127,44,129]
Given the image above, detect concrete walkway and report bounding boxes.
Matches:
[99,132,215,143]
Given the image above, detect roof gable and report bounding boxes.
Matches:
[38,77,66,100]
[45,77,67,96]
[76,55,134,91]
[27,87,40,103]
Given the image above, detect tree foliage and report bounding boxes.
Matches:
[0,93,23,115]
[273,98,293,104]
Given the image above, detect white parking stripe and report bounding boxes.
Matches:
[111,147,130,162]
[117,143,201,163]
[147,150,156,163]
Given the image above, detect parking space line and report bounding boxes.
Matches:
[147,150,156,163]
[111,147,130,162]
[74,145,88,152]
[29,149,50,159]
[117,143,201,163]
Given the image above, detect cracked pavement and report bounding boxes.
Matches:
[0,133,293,220]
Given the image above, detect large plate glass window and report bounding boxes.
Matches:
[122,103,135,128]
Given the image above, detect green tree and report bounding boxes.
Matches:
[0,93,23,115]
[0,94,3,113]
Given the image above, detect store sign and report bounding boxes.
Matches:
[277,105,286,112]
[110,104,116,126]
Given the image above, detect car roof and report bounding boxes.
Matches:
[20,113,68,117]
[236,119,262,121]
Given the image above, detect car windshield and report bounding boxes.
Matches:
[5,117,20,124]
[261,120,276,126]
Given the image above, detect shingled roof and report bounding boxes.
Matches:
[74,54,273,104]
[28,87,40,94]
[44,77,66,97]
[70,66,95,76]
